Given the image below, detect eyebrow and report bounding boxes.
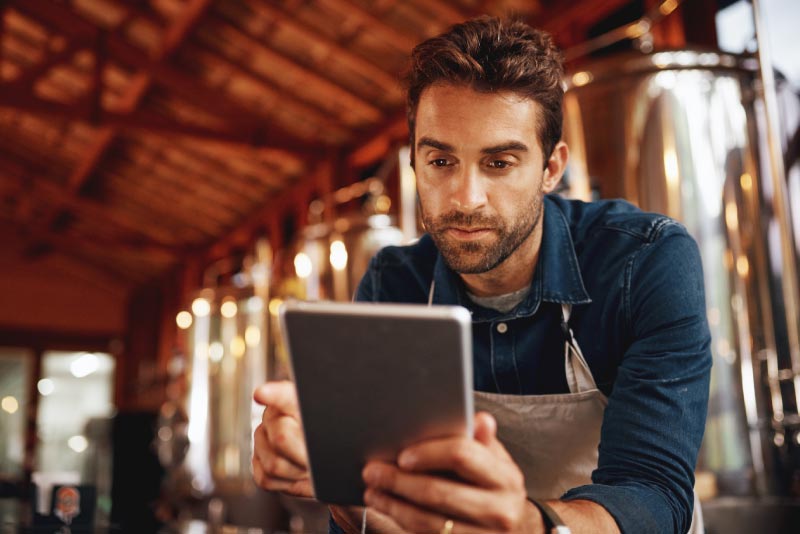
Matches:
[481,141,529,154]
[417,136,454,152]
[416,136,529,155]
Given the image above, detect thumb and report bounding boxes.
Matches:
[253,380,300,418]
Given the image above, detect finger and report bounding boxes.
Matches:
[473,412,512,460]
[253,423,308,479]
[363,463,522,530]
[265,413,309,467]
[397,438,520,489]
[473,412,496,445]
[252,454,312,496]
[364,488,488,534]
[254,381,301,420]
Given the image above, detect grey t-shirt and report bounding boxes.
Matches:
[467,285,531,313]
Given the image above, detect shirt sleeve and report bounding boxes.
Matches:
[329,512,346,534]
[562,227,712,534]
[355,255,379,302]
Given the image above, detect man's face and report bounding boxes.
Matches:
[413,84,558,275]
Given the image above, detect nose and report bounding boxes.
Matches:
[450,165,488,211]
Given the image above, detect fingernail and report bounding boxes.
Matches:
[398,451,416,468]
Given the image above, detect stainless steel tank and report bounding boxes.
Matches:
[157,242,284,529]
[563,50,800,497]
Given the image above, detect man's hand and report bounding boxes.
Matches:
[252,380,313,498]
[361,412,543,533]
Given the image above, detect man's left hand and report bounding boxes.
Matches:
[362,412,541,533]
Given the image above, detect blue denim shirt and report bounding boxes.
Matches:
[330,194,711,534]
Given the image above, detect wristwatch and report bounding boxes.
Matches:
[530,499,572,534]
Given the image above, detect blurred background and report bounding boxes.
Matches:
[0,0,799,532]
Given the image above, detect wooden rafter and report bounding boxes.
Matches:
[65,0,213,196]
[4,36,82,90]
[246,0,400,93]
[533,0,633,37]
[187,41,354,138]
[0,153,182,246]
[0,87,322,153]
[206,16,385,121]
[326,0,420,52]
[2,212,182,260]
[8,0,321,153]
[409,0,467,28]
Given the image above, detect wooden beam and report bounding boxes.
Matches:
[2,212,186,259]
[409,0,467,28]
[0,155,182,246]
[67,0,212,195]
[532,0,633,37]
[325,0,420,52]
[246,0,401,94]
[3,35,82,90]
[204,156,335,261]
[0,327,120,351]
[0,87,322,153]
[187,40,355,138]
[8,0,325,154]
[346,110,408,168]
[206,16,385,121]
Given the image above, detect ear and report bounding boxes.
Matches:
[542,141,569,194]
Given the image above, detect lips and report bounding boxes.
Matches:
[445,227,493,239]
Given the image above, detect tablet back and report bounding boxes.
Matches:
[280,301,473,506]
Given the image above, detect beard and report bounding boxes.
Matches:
[421,186,544,275]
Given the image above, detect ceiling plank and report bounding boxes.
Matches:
[8,0,323,154]
[2,212,182,260]
[66,0,213,195]
[0,154,185,246]
[0,87,321,153]
[3,36,83,91]
[205,16,385,122]
[325,0,420,52]
[532,0,633,37]
[245,0,400,94]
[187,41,355,139]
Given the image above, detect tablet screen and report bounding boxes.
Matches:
[280,301,473,505]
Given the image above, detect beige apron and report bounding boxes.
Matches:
[429,281,703,533]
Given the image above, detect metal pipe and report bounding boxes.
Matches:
[752,0,800,413]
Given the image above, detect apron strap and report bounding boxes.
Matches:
[561,304,598,394]
[429,283,598,394]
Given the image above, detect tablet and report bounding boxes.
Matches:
[279,300,474,506]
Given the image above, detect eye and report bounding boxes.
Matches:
[487,159,512,169]
[428,158,450,167]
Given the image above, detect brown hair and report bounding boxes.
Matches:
[404,16,564,164]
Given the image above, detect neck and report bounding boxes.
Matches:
[459,221,543,297]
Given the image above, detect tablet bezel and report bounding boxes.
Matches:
[279,300,474,505]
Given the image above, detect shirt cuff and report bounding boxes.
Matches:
[561,484,685,534]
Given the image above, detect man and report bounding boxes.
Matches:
[253,16,711,534]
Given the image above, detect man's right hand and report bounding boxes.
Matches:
[252,380,313,498]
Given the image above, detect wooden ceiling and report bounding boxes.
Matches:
[0,0,632,294]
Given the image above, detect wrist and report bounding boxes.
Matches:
[528,499,571,534]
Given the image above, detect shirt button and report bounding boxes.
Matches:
[496,322,508,334]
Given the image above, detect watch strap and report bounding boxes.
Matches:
[529,499,572,534]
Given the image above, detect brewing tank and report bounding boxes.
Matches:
[563,49,800,497]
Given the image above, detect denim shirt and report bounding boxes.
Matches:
[330,194,711,534]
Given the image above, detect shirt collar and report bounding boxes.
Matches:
[430,195,591,319]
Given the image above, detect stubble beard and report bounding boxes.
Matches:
[422,188,544,275]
